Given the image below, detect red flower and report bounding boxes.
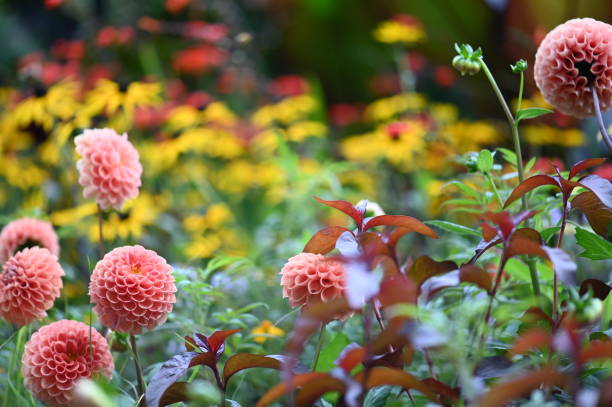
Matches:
[172,45,228,75]
[269,75,309,98]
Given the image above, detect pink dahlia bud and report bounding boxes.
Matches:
[0,218,59,264]
[22,320,114,406]
[89,245,176,334]
[75,128,142,210]
[0,247,64,326]
[534,18,612,118]
[280,252,346,308]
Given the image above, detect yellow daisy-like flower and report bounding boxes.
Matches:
[364,93,426,122]
[251,95,318,127]
[373,16,426,44]
[251,320,285,343]
[51,203,98,226]
[523,125,584,147]
[286,121,327,142]
[183,203,233,234]
[1,157,48,189]
[80,79,161,121]
[166,102,237,132]
[184,234,223,260]
[177,127,244,159]
[10,81,80,131]
[441,121,501,153]
[342,120,426,171]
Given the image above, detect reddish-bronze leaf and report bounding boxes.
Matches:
[354,367,437,400]
[522,307,554,328]
[387,227,413,248]
[223,354,283,384]
[578,340,612,364]
[337,345,366,372]
[512,228,543,244]
[421,378,460,406]
[598,377,612,405]
[184,336,198,352]
[159,382,190,406]
[459,264,492,292]
[503,175,561,208]
[146,351,201,407]
[477,367,566,407]
[295,377,346,407]
[363,215,438,239]
[303,226,351,254]
[373,255,400,277]
[407,256,457,287]
[508,329,552,357]
[378,275,418,308]
[207,329,241,352]
[314,197,364,229]
[370,326,410,355]
[579,279,611,300]
[481,223,498,242]
[358,232,392,258]
[569,158,607,180]
[578,174,612,208]
[255,372,330,407]
[505,236,547,259]
[572,191,612,236]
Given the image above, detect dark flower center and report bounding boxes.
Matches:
[15,239,43,253]
[575,60,596,84]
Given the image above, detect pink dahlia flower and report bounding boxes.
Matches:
[280,252,346,308]
[0,247,64,325]
[0,218,59,264]
[75,128,142,210]
[89,245,176,334]
[534,18,612,118]
[22,320,114,406]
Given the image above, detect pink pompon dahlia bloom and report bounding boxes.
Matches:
[534,18,612,118]
[0,218,59,264]
[22,320,114,407]
[280,252,346,308]
[74,128,142,210]
[0,247,64,325]
[89,245,176,334]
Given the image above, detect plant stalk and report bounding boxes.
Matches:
[590,84,612,153]
[97,204,105,259]
[129,335,146,406]
[310,323,325,371]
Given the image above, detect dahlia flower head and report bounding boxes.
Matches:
[0,247,64,325]
[22,320,114,407]
[0,218,59,264]
[89,245,176,334]
[75,128,142,210]
[280,252,346,308]
[534,18,612,118]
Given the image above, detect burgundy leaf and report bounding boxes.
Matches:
[482,212,515,240]
[255,372,331,407]
[357,232,392,258]
[303,226,351,254]
[159,382,190,406]
[477,368,566,407]
[223,354,284,384]
[207,328,241,355]
[387,227,413,248]
[522,307,554,328]
[569,158,607,180]
[480,223,499,242]
[146,352,201,407]
[314,197,364,229]
[541,247,577,286]
[421,378,460,406]
[363,215,438,239]
[336,344,366,373]
[508,329,552,357]
[378,275,418,309]
[578,174,612,208]
[354,367,437,401]
[579,279,611,300]
[459,264,492,292]
[294,376,347,407]
[579,340,612,364]
[572,191,612,236]
[503,175,561,208]
[407,256,457,288]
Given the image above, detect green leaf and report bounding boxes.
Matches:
[477,149,494,173]
[497,148,517,166]
[576,227,612,260]
[524,156,537,173]
[425,220,481,237]
[364,386,393,407]
[315,331,350,372]
[540,227,561,243]
[446,180,480,199]
[516,107,554,122]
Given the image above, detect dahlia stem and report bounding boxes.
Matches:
[478,58,541,298]
[129,334,146,406]
[590,84,612,153]
[553,201,569,323]
[310,323,325,371]
[96,204,105,259]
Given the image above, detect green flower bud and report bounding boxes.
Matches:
[511,59,528,74]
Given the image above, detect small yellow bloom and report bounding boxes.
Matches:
[251,320,285,343]
[286,121,326,142]
[523,125,584,147]
[373,17,426,44]
[364,93,426,122]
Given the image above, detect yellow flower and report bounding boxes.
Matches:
[1,157,48,189]
[441,121,501,153]
[184,234,223,259]
[364,93,426,122]
[166,102,237,132]
[523,125,584,147]
[338,170,377,198]
[177,128,243,159]
[81,79,161,122]
[10,81,80,131]
[430,103,459,124]
[342,120,426,171]
[51,203,97,226]
[373,18,426,44]
[251,95,317,127]
[286,121,327,142]
[183,203,233,234]
[251,320,285,343]
[63,281,86,299]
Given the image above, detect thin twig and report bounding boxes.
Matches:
[129,335,146,406]
[590,84,612,153]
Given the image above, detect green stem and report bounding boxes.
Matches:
[478,58,541,297]
[517,71,524,112]
[310,324,326,371]
[393,45,415,93]
[485,172,504,208]
[3,326,27,407]
[590,84,612,153]
[97,204,105,259]
[129,335,146,406]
